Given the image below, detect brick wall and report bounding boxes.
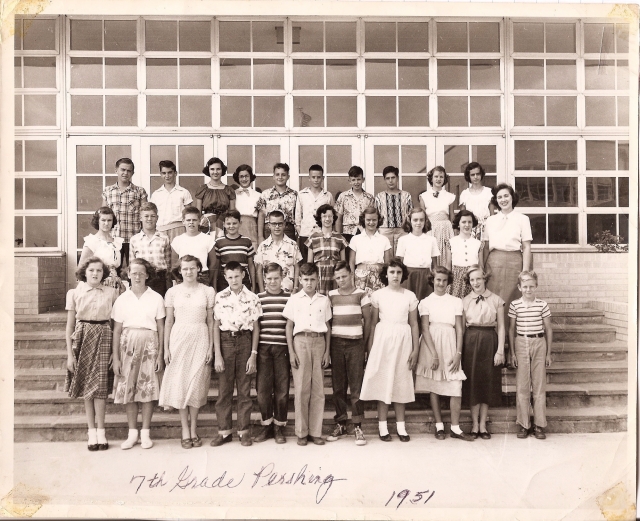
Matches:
[15,255,66,314]
[588,300,629,342]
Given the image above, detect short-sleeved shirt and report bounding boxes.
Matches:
[214,286,262,332]
[396,233,440,269]
[255,186,298,225]
[295,188,334,237]
[150,184,193,227]
[484,211,533,252]
[282,290,332,336]
[235,187,262,219]
[171,232,216,272]
[418,292,463,326]
[102,183,148,242]
[448,235,482,268]
[111,288,166,331]
[130,230,171,271]
[508,298,551,336]
[375,190,413,228]
[462,290,504,327]
[349,232,391,265]
[254,235,302,292]
[329,288,370,339]
[83,234,123,269]
[195,184,236,215]
[459,187,493,222]
[305,231,348,265]
[66,282,119,321]
[214,235,255,270]
[419,188,456,219]
[335,189,375,236]
[257,290,290,345]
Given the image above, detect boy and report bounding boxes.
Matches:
[508,270,553,440]
[282,263,332,446]
[170,206,216,285]
[212,209,256,292]
[295,164,334,261]
[335,165,375,245]
[374,165,413,255]
[326,261,371,446]
[211,262,262,447]
[253,263,292,444]
[129,202,171,296]
[256,163,298,242]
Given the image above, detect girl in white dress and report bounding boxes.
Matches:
[419,166,455,269]
[448,210,483,298]
[415,267,473,441]
[458,162,495,240]
[360,259,419,442]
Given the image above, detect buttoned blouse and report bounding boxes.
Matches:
[396,233,440,268]
[150,184,193,226]
[418,292,463,326]
[419,188,456,219]
[349,231,391,265]
[459,186,493,222]
[83,234,123,269]
[282,291,332,336]
[111,288,166,331]
[214,286,263,332]
[234,187,262,219]
[462,290,504,327]
[483,211,533,252]
[66,282,119,321]
[448,235,482,267]
[295,188,335,237]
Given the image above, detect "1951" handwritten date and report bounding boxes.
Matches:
[385,489,435,509]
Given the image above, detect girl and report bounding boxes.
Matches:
[65,257,119,451]
[195,157,236,234]
[360,259,420,442]
[458,162,494,240]
[79,206,125,293]
[112,258,166,450]
[396,207,440,302]
[349,206,392,296]
[415,267,473,441]
[448,210,483,299]
[374,165,413,255]
[462,265,506,439]
[419,166,455,270]
[233,164,261,251]
[159,255,215,449]
[305,204,348,295]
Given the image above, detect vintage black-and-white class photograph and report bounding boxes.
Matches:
[2,0,637,518]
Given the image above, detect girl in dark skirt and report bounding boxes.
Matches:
[65,257,119,451]
[461,265,505,439]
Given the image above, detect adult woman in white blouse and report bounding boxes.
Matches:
[233,164,261,251]
[458,162,495,241]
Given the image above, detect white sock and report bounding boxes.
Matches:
[140,429,153,449]
[96,428,107,444]
[87,428,97,445]
[397,421,408,436]
[378,421,389,436]
[451,425,463,435]
[436,422,445,432]
[121,429,139,450]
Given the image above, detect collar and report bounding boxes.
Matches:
[346,189,371,198]
[157,184,182,193]
[137,230,163,240]
[269,186,296,197]
[221,285,249,298]
[363,230,382,239]
[300,187,328,196]
[78,281,105,293]
[265,234,293,246]
[296,290,321,302]
[111,182,135,193]
[236,187,254,195]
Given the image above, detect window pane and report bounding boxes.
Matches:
[105,146,131,173]
[23,57,56,89]
[299,146,323,174]
[227,145,253,175]
[252,21,283,52]
[254,96,285,127]
[24,140,57,171]
[293,96,324,127]
[179,145,205,174]
[402,176,426,206]
[444,145,468,175]
[294,22,323,53]
[546,96,576,126]
[146,58,177,89]
[146,95,178,126]
[180,59,211,89]
[293,60,323,90]
[180,176,205,201]
[547,141,577,170]
[374,145,399,173]
[15,217,23,247]
[71,95,102,126]
[325,22,356,53]
[619,214,629,243]
[549,214,578,244]
[220,58,251,89]
[150,175,163,194]
[105,96,137,126]
[105,58,137,89]
[513,23,543,53]
[470,96,500,126]
[326,146,352,174]
[23,18,56,51]
[220,96,251,126]
[374,176,386,195]
[438,59,467,90]
[326,96,357,127]
[514,59,543,90]
[219,22,250,52]
[104,20,137,51]
[618,141,629,170]
[70,20,101,51]
[145,20,177,52]
[326,60,357,90]
[472,145,497,173]
[587,214,616,243]
[586,141,616,170]
[366,60,395,90]
[179,21,211,52]
[515,177,545,207]
[24,178,56,209]
[255,176,272,192]
[615,24,629,53]
[547,60,576,90]
[586,177,616,207]
[617,97,628,126]
[15,95,21,126]
[585,96,616,126]
[253,59,284,90]
[24,95,56,126]
[15,140,23,172]
[527,214,546,244]
[448,176,468,205]
[398,60,428,90]
[469,22,500,52]
[366,96,396,126]
[437,22,467,52]
[25,216,57,248]
[255,145,280,174]
[76,145,101,174]
[327,177,352,199]
[546,24,575,53]
[514,96,543,126]
[180,96,212,127]
[617,60,629,90]
[402,145,427,174]
[70,57,102,89]
[75,214,92,249]
[365,22,395,52]
[15,57,21,88]
[584,24,614,54]
[585,60,615,90]
[515,141,544,170]
[547,177,578,207]
[398,22,428,53]
[439,96,467,126]
[470,59,500,89]
[150,145,175,171]
[15,179,23,210]
[618,177,629,207]
[399,96,428,127]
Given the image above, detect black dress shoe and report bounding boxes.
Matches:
[470,431,479,440]
[379,433,392,442]
[87,444,99,452]
[450,431,475,441]
[479,431,491,440]
[97,442,109,451]
[210,434,232,447]
[435,429,446,440]
[398,434,410,442]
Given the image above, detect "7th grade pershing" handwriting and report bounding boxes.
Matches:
[385,489,436,509]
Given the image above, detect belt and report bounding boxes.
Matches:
[79,320,109,325]
[518,332,544,338]
[296,331,323,337]
[221,329,251,337]
[467,325,495,330]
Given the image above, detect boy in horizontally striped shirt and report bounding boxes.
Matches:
[213,209,256,292]
[253,263,291,444]
[326,260,371,446]
[508,270,553,441]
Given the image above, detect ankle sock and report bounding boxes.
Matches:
[378,421,389,436]
[397,421,408,436]
[121,429,139,450]
[435,422,445,432]
[87,428,98,445]
[96,428,107,444]
[451,425,463,435]
[140,429,153,449]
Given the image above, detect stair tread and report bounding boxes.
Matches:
[552,323,617,332]
[15,331,66,340]
[550,308,604,317]
[14,312,67,323]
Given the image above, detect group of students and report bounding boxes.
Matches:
[65,156,553,451]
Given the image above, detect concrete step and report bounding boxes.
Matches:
[551,323,617,343]
[502,382,628,408]
[550,308,604,325]
[502,360,627,384]
[14,331,66,350]
[14,405,627,442]
[14,312,68,332]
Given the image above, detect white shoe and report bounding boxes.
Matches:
[121,430,139,450]
[354,426,367,446]
[140,437,153,449]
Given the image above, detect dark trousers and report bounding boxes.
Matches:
[215,331,253,436]
[298,236,309,263]
[342,233,353,259]
[148,269,168,297]
[330,336,365,424]
[256,343,290,426]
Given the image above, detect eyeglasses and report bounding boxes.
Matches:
[268,222,284,227]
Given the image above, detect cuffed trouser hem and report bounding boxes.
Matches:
[260,418,274,426]
[217,429,233,437]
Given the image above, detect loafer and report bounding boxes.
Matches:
[379,433,392,442]
[181,438,193,449]
[297,436,308,446]
[308,435,325,446]
[240,434,252,447]
[191,435,202,448]
[210,434,232,447]
[398,434,410,442]
[253,425,274,444]
[533,426,546,440]
[274,425,286,444]
[435,429,446,441]
[450,431,475,441]
[97,443,109,451]
[479,431,491,440]
[517,426,530,439]
[87,443,99,452]
[470,431,479,440]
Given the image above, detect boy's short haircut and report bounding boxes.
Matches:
[115,157,134,170]
[140,201,158,215]
[263,262,283,275]
[348,165,364,178]
[267,210,285,221]
[518,270,538,286]
[382,165,399,178]
[224,260,244,273]
[309,164,324,175]
[159,160,176,171]
[182,205,201,219]
[222,209,242,222]
[299,262,319,277]
[334,260,351,273]
[273,162,290,173]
